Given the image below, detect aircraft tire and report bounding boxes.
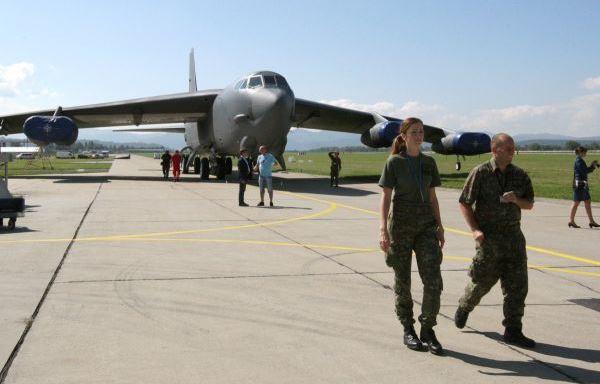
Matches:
[216,158,226,180]
[455,161,461,171]
[183,156,190,174]
[8,218,16,231]
[225,157,233,175]
[194,157,201,174]
[200,158,210,180]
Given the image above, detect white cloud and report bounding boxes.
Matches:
[582,76,600,90]
[319,94,600,137]
[0,62,35,96]
[322,99,442,117]
[0,62,61,116]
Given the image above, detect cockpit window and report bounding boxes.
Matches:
[275,75,290,90]
[234,79,247,90]
[263,75,277,88]
[248,76,263,89]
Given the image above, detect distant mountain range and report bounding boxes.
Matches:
[2,129,598,152]
[513,134,600,145]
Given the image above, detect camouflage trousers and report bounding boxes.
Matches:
[386,203,443,329]
[458,227,528,328]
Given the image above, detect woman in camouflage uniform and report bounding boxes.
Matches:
[378,117,445,355]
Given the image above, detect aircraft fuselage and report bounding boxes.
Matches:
[186,71,295,160]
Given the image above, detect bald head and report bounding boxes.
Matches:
[491,133,514,150]
[491,133,515,168]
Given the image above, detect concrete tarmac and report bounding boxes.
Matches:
[0,155,598,383]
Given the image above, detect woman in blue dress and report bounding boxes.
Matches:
[568,146,599,228]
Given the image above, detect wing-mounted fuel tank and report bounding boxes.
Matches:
[23,108,78,146]
[431,132,490,155]
[360,121,401,148]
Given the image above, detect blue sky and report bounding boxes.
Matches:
[1,0,599,147]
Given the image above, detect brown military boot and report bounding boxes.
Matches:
[403,326,423,351]
[504,327,536,348]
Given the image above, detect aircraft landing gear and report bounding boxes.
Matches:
[225,157,232,175]
[200,157,210,180]
[7,218,16,231]
[194,157,201,174]
[455,155,466,171]
[194,155,233,181]
[183,155,190,174]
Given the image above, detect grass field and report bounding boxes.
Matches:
[283,151,600,202]
[3,157,113,176]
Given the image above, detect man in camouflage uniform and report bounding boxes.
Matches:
[454,133,536,348]
[328,151,342,187]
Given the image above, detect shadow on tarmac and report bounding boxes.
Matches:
[469,330,600,364]
[13,173,377,196]
[254,205,312,210]
[271,176,377,197]
[0,226,38,234]
[446,349,599,383]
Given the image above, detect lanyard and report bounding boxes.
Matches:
[406,154,424,203]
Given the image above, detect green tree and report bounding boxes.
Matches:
[565,140,581,150]
[529,143,542,151]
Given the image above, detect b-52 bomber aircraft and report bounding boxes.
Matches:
[0,50,490,179]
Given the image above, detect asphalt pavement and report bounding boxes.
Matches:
[0,155,598,383]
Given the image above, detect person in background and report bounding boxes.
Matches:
[237,149,252,206]
[254,145,278,207]
[160,150,171,180]
[171,150,182,182]
[328,151,342,187]
[568,146,599,228]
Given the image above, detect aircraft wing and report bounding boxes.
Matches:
[294,98,449,143]
[113,126,186,133]
[0,90,221,135]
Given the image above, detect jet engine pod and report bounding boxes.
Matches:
[431,132,491,155]
[23,115,78,147]
[360,121,401,148]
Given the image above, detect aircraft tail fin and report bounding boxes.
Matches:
[189,48,197,93]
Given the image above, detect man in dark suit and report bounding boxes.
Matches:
[238,149,252,206]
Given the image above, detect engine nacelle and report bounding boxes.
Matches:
[431,132,490,155]
[23,116,78,147]
[360,121,401,148]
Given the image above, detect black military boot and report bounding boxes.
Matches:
[503,327,536,348]
[454,307,469,329]
[420,328,444,355]
[403,326,423,351]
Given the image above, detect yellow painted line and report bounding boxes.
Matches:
[529,264,600,278]
[104,201,339,240]
[0,201,339,244]
[283,191,378,216]
[526,246,600,267]
[288,192,600,267]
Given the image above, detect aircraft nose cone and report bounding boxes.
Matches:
[252,89,292,119]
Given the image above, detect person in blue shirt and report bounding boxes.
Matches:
[568,146,599,228]
[253,145,279,207]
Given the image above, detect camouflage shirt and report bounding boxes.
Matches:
[459,158,534,231]
[379,152,441,204]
